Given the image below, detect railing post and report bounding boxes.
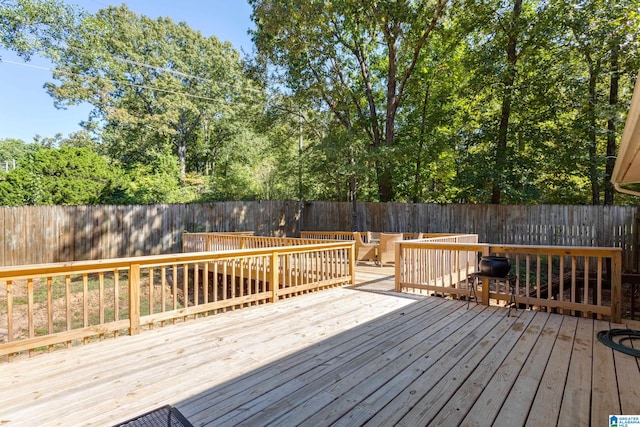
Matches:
[395,241,401,292]
[270,252,279,302]
[611,250,622,323]
[129,263,141,335]
[350,242,356,286]
[481,245,491,305]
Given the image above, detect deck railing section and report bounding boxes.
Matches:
[396,241,622,322]
[395,234,480,293]
[183,232,336,252]
[299,231,458,242]
[0,241,354,361]
[300,231,355,240]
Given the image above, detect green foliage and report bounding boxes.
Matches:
[0,138,38,166]
[0,145,123,205]
[2,0,640,206]
[119,155,185,205]
[250,0,450,201]
[46,4,265,185]
[0,0,82,60]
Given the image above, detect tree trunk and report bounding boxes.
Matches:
[176,110,194,184]
[604,42,619,205]
[177,138,187,183]
[492,0,521,205]
[412,85,430,203]
[349,146,358,231]
[378,29,399,202]
[588,69,599,205]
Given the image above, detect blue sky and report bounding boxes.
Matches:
[0,0,255,142]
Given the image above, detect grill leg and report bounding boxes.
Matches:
[507,279,517,317]
[468,276,478,309]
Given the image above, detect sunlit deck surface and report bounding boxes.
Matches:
[2,265,640,426]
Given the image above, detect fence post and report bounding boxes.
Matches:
[611,250,622,323]
[129,263,141,335]
[270,252,279,302]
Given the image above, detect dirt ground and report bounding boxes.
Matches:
[0,277,180,343]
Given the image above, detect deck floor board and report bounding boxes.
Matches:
[557,317,593,427]
[0,266,638,427]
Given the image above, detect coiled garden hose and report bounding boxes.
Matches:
[597,329,640,357]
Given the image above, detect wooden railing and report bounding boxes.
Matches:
[300,231,355,240]
[0,241,354,361]
[183,232,338,252]
[393,234,479,289]
[395,241,623,322]
[414,234,479,243]
[299,231,459,242]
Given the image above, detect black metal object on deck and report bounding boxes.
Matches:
[597,329,640,357]
[113,405,193,427]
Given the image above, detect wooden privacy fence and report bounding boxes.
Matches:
[0,202,638,271]
[303,202,639,271]
[0,202,301,266]
[396,241,623,322]
[0,240,354,361]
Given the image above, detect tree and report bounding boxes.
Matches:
[392,20,464,203]
[0,0,82,60]
[119,150,187,204]
[250,0,449,202]
[552,0,640,204]
[0,137,38,168]
[447,0,553,204]
[0,145,123,205]
[46,5,262,183]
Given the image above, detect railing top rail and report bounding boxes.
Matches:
[184,231,255,235]
[300,231,470,241]
[300,231,353,234]
[0,241,354,280]
[399,241,622,256]
[489,243,622,255]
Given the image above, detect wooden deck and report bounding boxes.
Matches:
[1,265,639,426]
